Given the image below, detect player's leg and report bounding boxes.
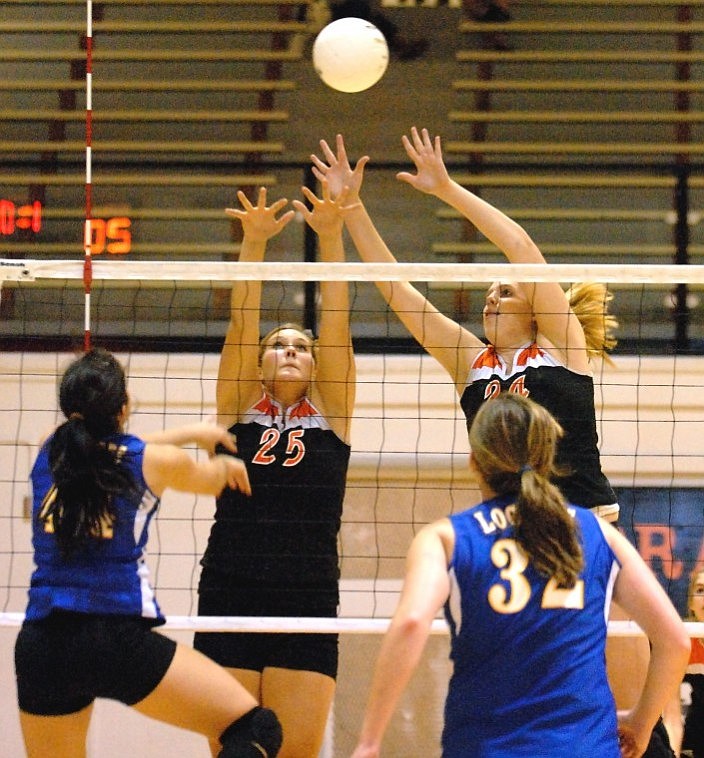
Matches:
[217,705,283,758]
[205,667,264,757]
[131,643,273,747]
[19,704,93,758]
[14,615,96,758]
[261,667,336,758]
[257,630,338,758]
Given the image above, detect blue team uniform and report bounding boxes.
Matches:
[443,493,621,757]
[26,433,163,624]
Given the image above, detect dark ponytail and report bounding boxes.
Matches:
[469,393,584,588]
[43,349,136,557]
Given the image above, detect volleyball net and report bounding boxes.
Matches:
[1,258,704,639]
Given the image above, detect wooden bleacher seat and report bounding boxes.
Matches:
[0,19,307,33]
[39,206,240,221]
[431,241,698,257]
[0,0,306,268]
[2,47,303,62]
[0,140,284,154]
[0,79,296,92]
[0,241,243,256]
[458,20,704,33]
[436,207,674,222]
[453,79,704,93]
[449,111,704,124]
[0,172,277,187]
[447,172,677,189]
[1,0,307,6]
[0,109,289,123]
[444,142,704,156]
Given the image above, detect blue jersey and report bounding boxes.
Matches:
[443,494,620,758]
[26,433,164,624]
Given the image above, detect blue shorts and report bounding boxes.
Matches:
[15,611,177,716]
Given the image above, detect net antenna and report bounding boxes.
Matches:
[82,0,94,352]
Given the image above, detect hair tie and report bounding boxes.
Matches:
[68,412,84,421]
[519,464,532,475]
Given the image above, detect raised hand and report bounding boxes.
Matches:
[225,186,295,242]
[397,126,452,196]
[310,134,369,202]
[292,178,359,237]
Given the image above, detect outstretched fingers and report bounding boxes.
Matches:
[224,186,294,238]
[292,179,359,234]
[397,127,448,195]
[310,135,369,200]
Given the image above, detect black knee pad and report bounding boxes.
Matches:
[218,706,283,758]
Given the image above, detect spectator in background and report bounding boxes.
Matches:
[464,0,510,21]
[463,0,512,50]
[668,566,704,758]
[330,0,429,59]
[303,0,429,60]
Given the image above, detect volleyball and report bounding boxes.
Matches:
[312,18,389,93]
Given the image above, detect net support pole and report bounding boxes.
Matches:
[83,0,94,352]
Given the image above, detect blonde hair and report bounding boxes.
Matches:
[469,393,584,588]
[566,282,618,363]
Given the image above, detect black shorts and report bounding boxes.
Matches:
[642,718,676,758]
[15,611,177,716]
[194,569,338,679]
[193,628,338,680]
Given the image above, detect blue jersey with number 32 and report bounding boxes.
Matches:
[443,494,620,757]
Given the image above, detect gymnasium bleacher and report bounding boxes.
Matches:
[0,0,702,347]
[437,0,704,347]
[0,0,304,257]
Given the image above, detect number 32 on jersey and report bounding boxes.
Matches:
[488,538,584,614]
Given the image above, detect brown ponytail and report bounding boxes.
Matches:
[469,393,584,587]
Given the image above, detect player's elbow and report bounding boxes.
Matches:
[393,610,434,641]
[673,626,692,666]
[652,620,691,671]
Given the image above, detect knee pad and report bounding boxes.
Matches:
[218,706,283,758]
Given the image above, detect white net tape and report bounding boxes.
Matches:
[3,259,704,284]
[1,611,702,638]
